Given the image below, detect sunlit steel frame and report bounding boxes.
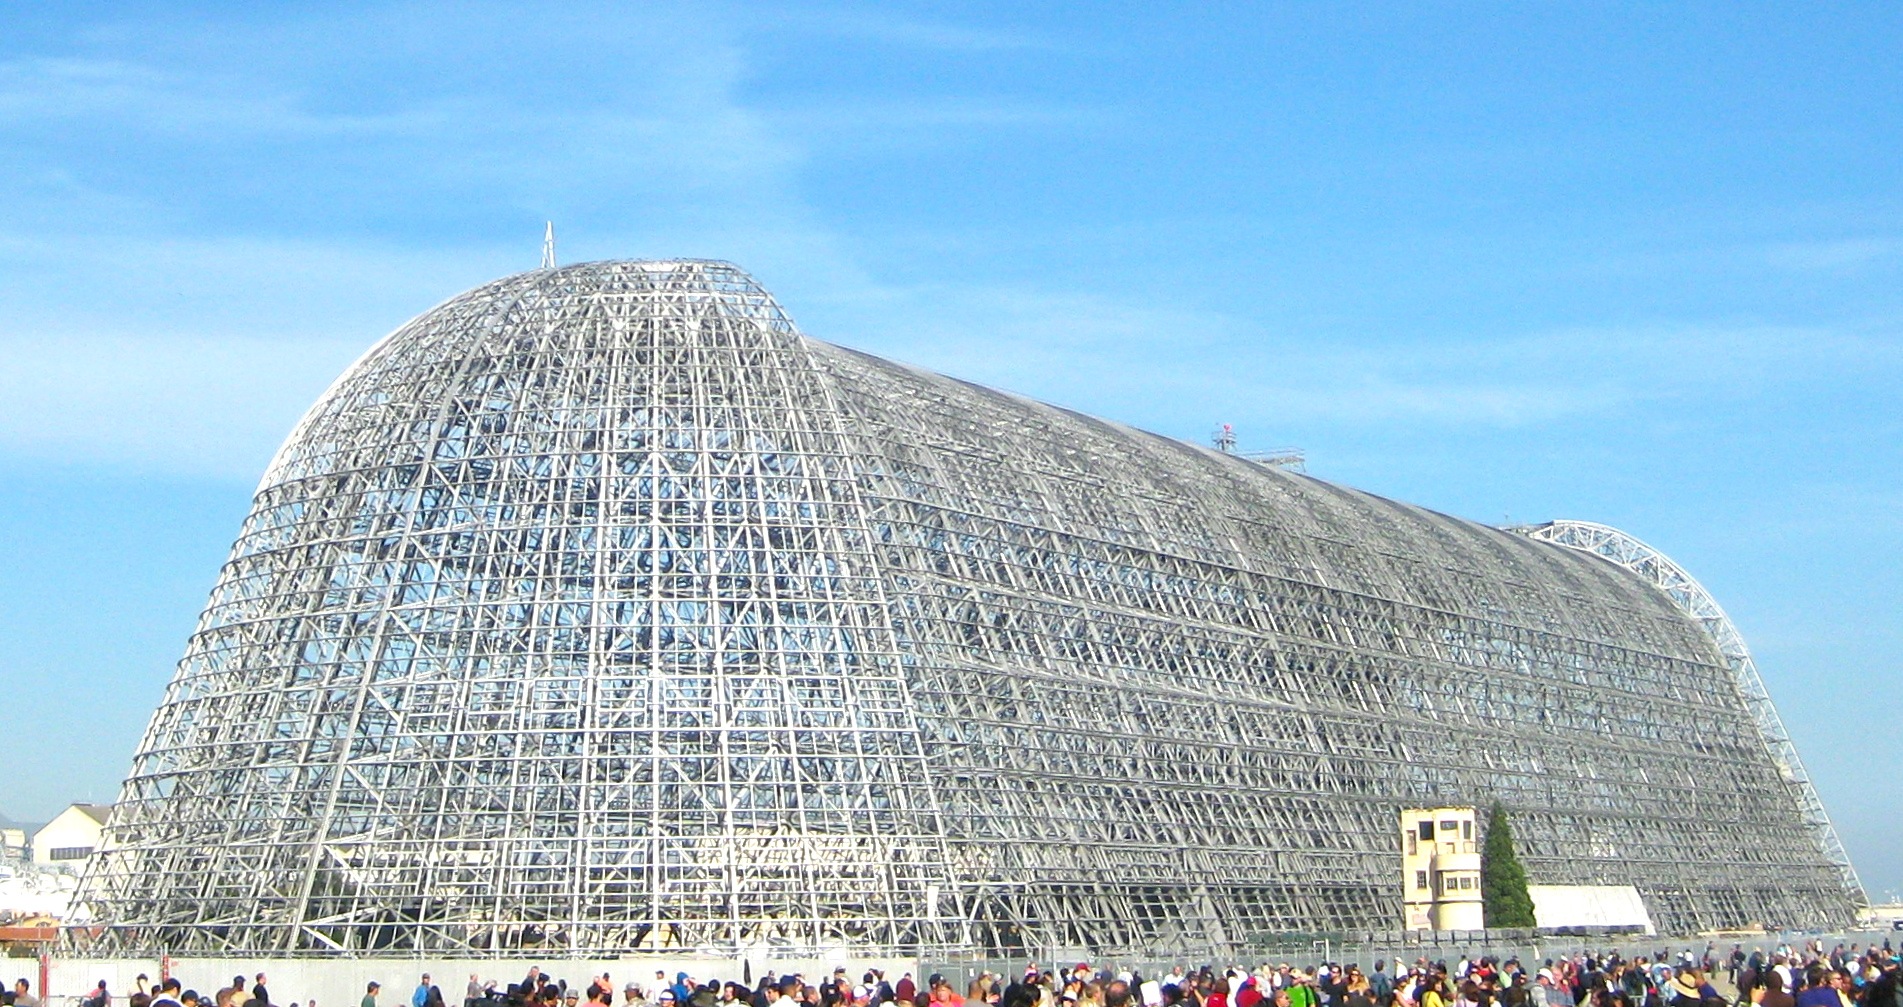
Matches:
[1511,520,1866,910]
[70,261,1861,960]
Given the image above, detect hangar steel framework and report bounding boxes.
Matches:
[72,260,1861,958]
[1511,520,1864,908]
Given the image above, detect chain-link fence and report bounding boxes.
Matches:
[923,929,1903,992]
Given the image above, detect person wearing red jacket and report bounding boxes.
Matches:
[1237,979,1264,1007]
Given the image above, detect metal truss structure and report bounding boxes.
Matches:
[1509,520,1866,910]
[75,261,1859,960]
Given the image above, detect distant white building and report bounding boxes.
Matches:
[32,804,112,869]
[1859,902,1903,929]
[1528,884,1655,934]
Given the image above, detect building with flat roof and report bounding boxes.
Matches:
[72,260,1861,958]
[33,804,110,870]
[1401,807,1482,932]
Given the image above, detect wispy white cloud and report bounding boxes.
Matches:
[1760,237,1898,272]
[0,52,798,188]
[0,56,454,137]
[0,232,518,478]
[768,7,1058,53]
[803,275,1903,435]
[0,230,514,338]
[3,220,1893,480]
[1,2,1894,478]
[1231,322,1901,427]
[0,331,362,480]
[1584,233,1903,282]
[769,96,1109,141]
[0,7,850,476]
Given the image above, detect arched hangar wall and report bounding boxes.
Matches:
[76,260,1854,959]
[804,339,1853,944]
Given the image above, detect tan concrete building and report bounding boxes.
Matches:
[1401,806,1483,931]
[31,804,111,869]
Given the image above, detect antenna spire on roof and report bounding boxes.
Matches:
[1211,422,1307,471]
[540,222,557,269]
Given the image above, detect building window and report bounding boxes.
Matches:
[1418,821,1434,841]
[1407,833,1417,855]
[1460,876,1474,890]
[1462,820,1473,840]
[48,846,94,861]
[1416,870,1428,890]
[1440,820,1457,833]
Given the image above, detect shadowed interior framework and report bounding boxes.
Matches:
[74,260,1860,958]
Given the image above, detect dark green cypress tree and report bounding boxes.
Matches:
[1481,803,1537,928]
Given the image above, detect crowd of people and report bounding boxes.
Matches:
[947,943,1903,1007]
[1104,942,1903,1007]
[5,940,1899,1007]
[41,972,291,1007]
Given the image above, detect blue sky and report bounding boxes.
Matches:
[1,3,1898,895]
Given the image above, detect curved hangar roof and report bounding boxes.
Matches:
[80,260,1857,957]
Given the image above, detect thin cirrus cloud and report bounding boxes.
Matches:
[762,6,1062,53]
[0,4,1099,251]
[6,241,1853,482]
[819,275,1891,431]
[0,55,447,137]
[0,54,794,187]
[0,8,1121,487]
[0,230,512,480]
[1223,323,1897,429]
[0,33,826,480]
[0,331,362,481]
[1,3,1894,483]
[1759,237,1899,273]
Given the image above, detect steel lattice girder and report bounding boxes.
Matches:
[1509,520,1865,909]
[71,260,1860,960]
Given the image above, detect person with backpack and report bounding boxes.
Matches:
[1621,966,1649,1007]
[1371,966,1394,1007]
